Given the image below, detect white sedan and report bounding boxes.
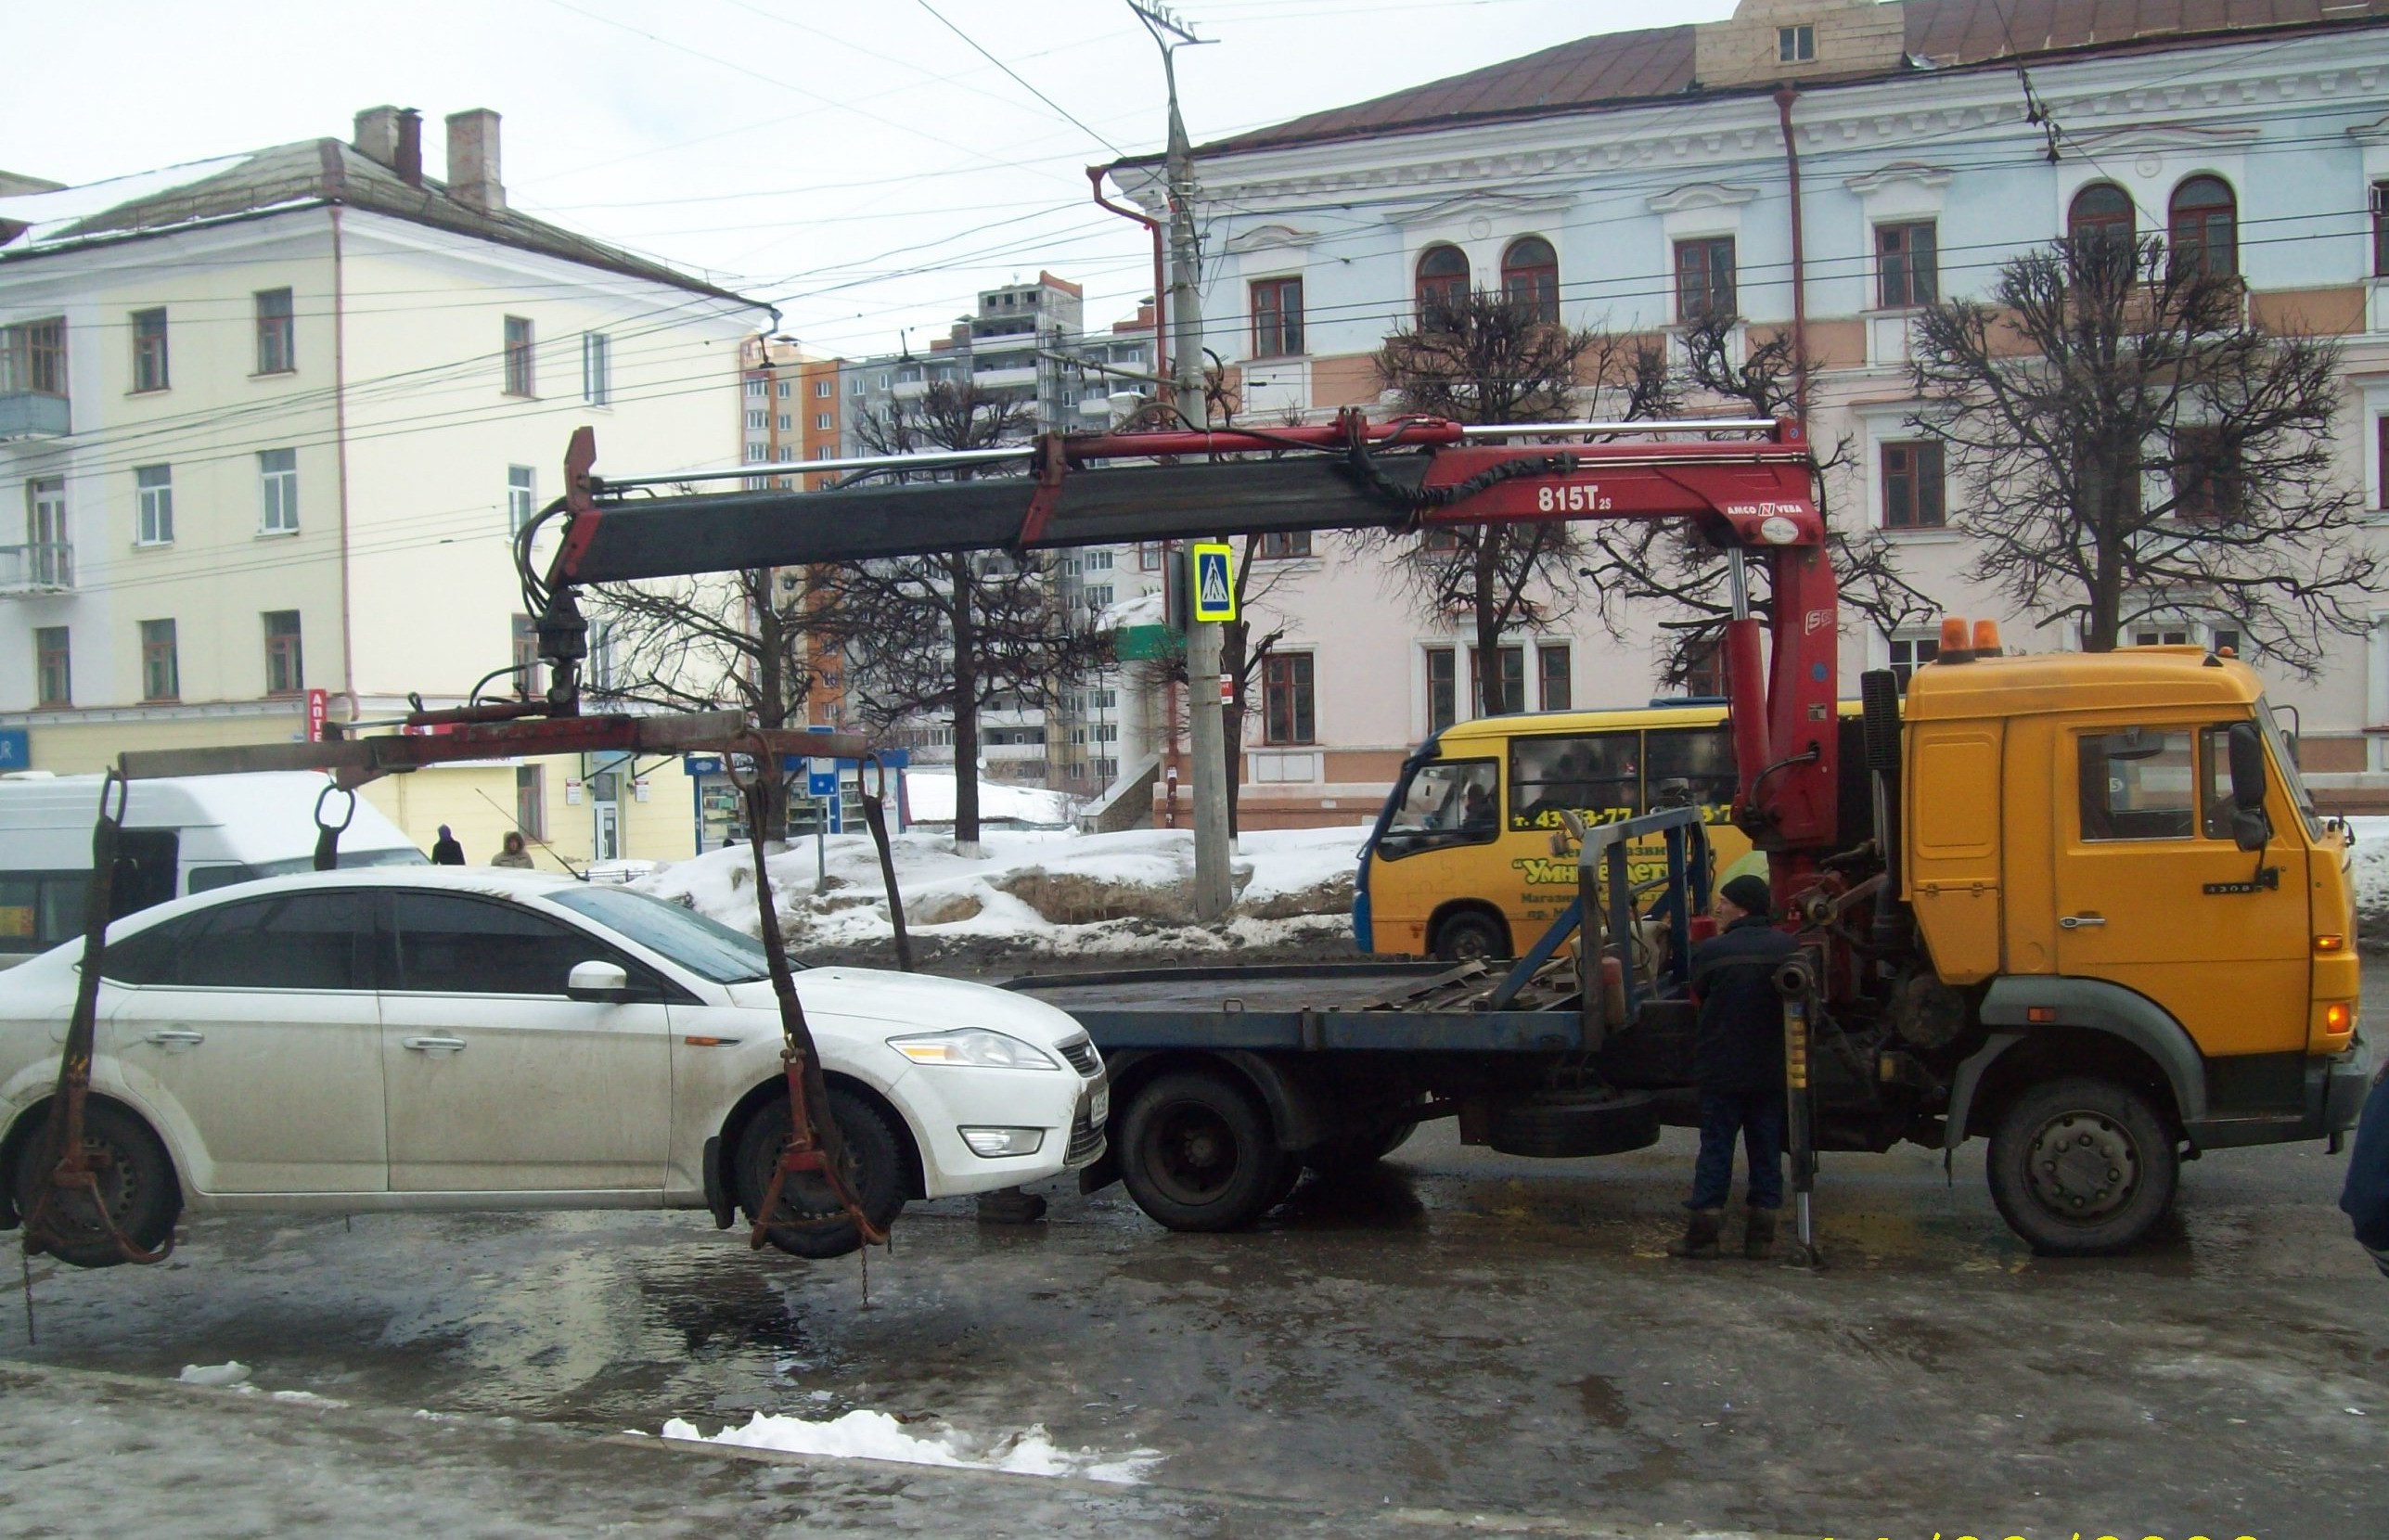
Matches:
[0,869,1105,1266]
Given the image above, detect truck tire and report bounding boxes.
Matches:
[1985,1076,2177,1257]
[1432,910,1509,963]
[1304,1114,1420,1176]
[736,1086,906,1260]
[1118,1070,1283,1232]
[10,1101,181,1270]
[1488,1089,1659,1160]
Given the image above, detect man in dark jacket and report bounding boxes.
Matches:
[430,825,466,866]
[1668,872,1797,1261]
[2342,1065,2389,1281]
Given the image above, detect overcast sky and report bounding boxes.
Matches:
[3,0,1738,358]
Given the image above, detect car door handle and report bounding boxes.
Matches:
[144,1028,205,1046]
[2059,914,2106,930]
[402,1035,468,1053]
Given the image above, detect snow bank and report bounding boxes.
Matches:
[177,1361,250,1387]
[659,1408,1161,1484]
[2346,817,2389,930]
[635,819,1372,955]
[901,771,1077,828]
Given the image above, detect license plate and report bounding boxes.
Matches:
[1089,1084,1110,1124]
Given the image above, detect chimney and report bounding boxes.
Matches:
[353,105,403,168]
[393,109,423,186]
[444,109,504,211]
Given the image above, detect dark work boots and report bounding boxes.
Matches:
[1744,1206,1779,1261]
[1665,1208,1724,1259]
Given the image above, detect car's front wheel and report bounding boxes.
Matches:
[10,1100,181,1269]
[735,1086,906,1260]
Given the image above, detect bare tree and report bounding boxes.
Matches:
[1575,309,1936,686]
[1369,288,1611,717]
[1907,235,2371,671]
[838,380,1111,849]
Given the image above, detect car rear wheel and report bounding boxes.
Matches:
[736,1086,906,1260]
[1118,1070,1282,1232]
[1431,910,1508,963]
[1986,1076,2177,1257]
[10,1101,181,1270]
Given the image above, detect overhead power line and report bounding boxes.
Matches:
[912,0,1130,158]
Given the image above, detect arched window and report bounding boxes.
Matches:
[2067,183,2134,244]
[2168,175,2238,278]
[1416,244,1469,325]
[1500,236,1559,325]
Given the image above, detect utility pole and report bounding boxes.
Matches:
[1129,0,1232,920]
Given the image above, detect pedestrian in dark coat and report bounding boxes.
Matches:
[2341,1067,2389,1281]
[1668,871,1796,1261]
[430,825,466,866]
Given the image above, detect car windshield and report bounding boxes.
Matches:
[548,886,782,984]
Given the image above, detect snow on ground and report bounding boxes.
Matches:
[899,770,1078,828]
[2345,816,2389,929]
[658,1408,1162,1484]
[636,819,1374,956]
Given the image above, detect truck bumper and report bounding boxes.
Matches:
[2186,1048,2370,1150]
[2319,1046,2370,1137]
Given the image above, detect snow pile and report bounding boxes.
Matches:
[901,770,1078,828]
[177,1361,251,1387]
[2345,816,2389,931]
[636,821,1368,955]
[659,1408,1161,1484]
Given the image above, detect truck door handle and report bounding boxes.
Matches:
[402,1035,468,1053]
[144,1028,205,1046]
[2059,914,2106,930]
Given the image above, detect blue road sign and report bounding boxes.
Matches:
[0,729,27,770]
[1191,542,1237,622]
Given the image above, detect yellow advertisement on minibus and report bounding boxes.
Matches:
[1353,703,1779,962]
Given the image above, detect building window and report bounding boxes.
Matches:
[516,764,546,841]
[1537,643,1572,711]
[2168,176,2238,278]
[503,315,534,396]
[1779,23,1815,62]
[34,625,69,708]
[2378,417,2389,510]
[1085,584,1113,610]
[581,331,611,405]
[812,446,834,460]
[139,619,179,702]
[1501,237,1559,325]
[1085,548,1113,571]
[1877,222,1937,309]
[131,308,169,392]
[849,376,865,396]
[1258,530,1312,558]
[774,413,790,432]
[511,614,543,699]
[1252,276,1304,358]
[2067,182,2134,246]
[2172,426,2242,520]
[1425,647,1457,734]
[1882,442,1946,530]
[1416,244,1469,325]
[135,465,173,545]
[25,477,68,586]
[0,317,67,396]
[815,378,833,397]
[1470,644,1526,716]
[746,378,765,397]
[774,379,790,399]
[507,465,536,533]
[1886,633,1940,688]
[1675,237,1736,321]
[254,289,295,375]
[1421,523,1463,554]
[746,409,766,430]
[263,610,303,696]
[746,443,768,463]
[2375,183,2389,278]
[816,412,833,430]
[252,448,300,533]
[1264,653,1316,744]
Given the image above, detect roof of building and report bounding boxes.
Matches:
[1181,0,2389,160]
[0,136,756,304]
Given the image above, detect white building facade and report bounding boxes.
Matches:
[0,108,765,866]
[1108,0,2389,824]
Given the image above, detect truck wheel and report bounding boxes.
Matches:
[1986,1077,2177,1257]
[736,1087,906,1260]
[1488,1089,1659,1159]
[10,1101,181,1270]
[1432,910,1508,963]
[1304,1113,1420,1175]
[1118,1070,1282,1232]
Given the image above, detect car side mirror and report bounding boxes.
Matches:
[566,959,631,1002]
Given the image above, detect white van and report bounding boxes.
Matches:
[0,772,428,968]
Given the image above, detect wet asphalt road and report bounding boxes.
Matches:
[4,967,2385,1538]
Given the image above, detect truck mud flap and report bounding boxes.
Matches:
[1488,1090,1660,1159]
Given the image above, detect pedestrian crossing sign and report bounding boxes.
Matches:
[1191,542,1237,623]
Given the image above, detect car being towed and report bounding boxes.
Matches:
[0,868,1106,1266]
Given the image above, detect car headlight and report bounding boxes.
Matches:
[888,1028,1061,1071]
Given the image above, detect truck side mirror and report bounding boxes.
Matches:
[2226,722,2271,852]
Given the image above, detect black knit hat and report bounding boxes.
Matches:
[1719,874,1773,916]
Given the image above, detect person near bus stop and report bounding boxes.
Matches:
[492,830,534,869]
[430,825,465,866]
[1667,872,1795,1261]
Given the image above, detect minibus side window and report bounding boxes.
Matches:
[1645,725,1739,822]
[1509,733,1639,830]
[1378,759,1500,859]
